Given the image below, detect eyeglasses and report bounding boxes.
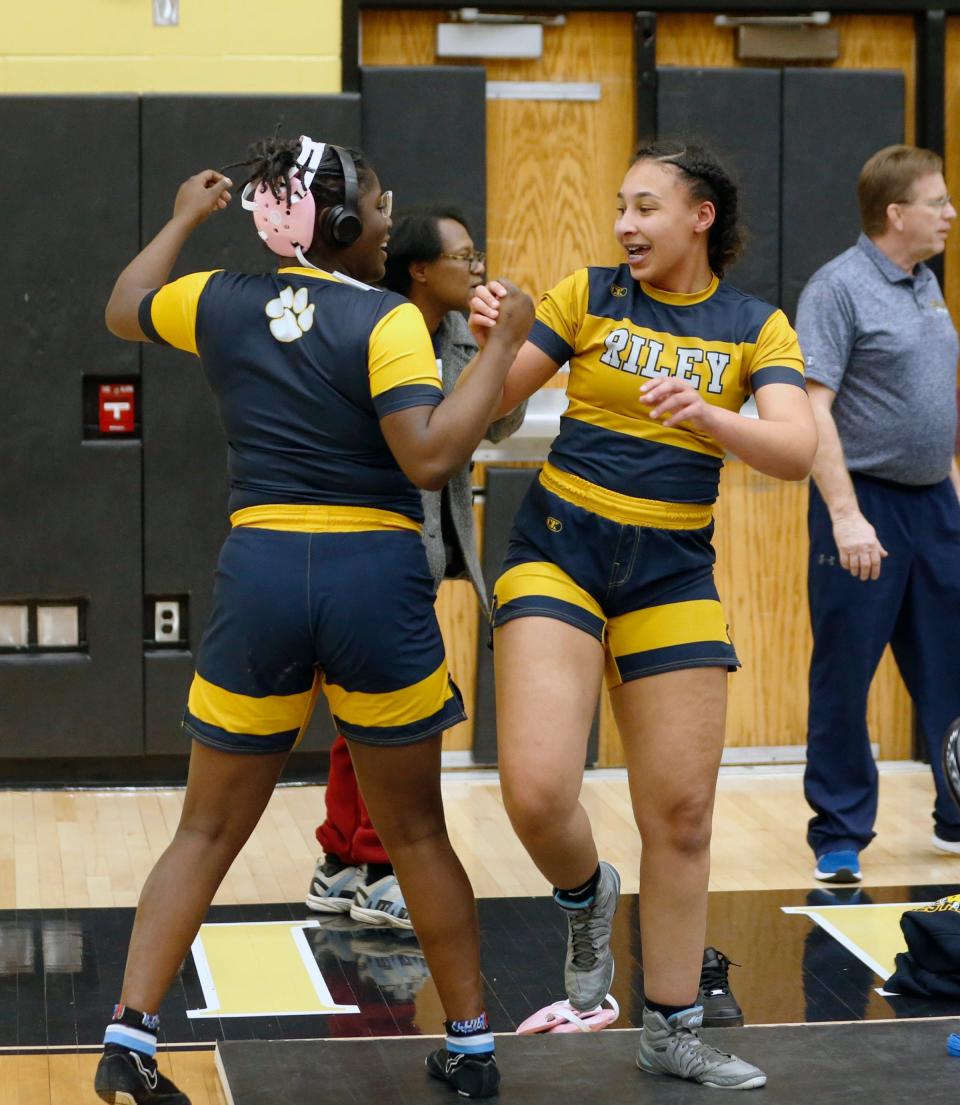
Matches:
[377,191,393,218]
[896,194,953,210]
[440,250,486,268]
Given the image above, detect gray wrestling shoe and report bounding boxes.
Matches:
[561,861,620,1011]
[636,1006,767,1090]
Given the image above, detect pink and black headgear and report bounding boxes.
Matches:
[241,135,362,265]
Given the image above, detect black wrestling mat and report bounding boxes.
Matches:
[5,885,960,1049]
[216,1018,960,1104]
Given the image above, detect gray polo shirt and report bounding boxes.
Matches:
[796,232,958,485]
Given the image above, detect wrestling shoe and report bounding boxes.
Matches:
[813,850,861,883]
[699,947,744,1028]
[636,1006,766,1090]
[561,861,620,1011]
[426,1049,499,1098]
[350,873,412,930]
[305,858,364,913]
[94,1044,191,1104]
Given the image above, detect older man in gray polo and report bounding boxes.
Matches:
[797,144,960,884]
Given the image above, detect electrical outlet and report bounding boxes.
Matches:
[154,600,181,643]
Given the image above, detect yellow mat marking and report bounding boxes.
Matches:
[782,902,925,982]
[188,921,360,1018]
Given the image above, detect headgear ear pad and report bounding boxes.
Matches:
[241,134,325,257]
[245,173,316,255]
[321,146,363,247]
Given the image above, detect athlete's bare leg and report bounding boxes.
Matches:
[493,616,606,889]
[610,666,727,1006]
[349,734,484,1021]
[120,741,288,1011]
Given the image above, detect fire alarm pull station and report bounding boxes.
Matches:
[99,383,136,434]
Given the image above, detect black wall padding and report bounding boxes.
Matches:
[781,69,904,320]
[140,96,359,754]
[0,95,144,757]
[657,68,782,306]
[361,67,487,247]
[141,95,362,279]
[472,468,599,765]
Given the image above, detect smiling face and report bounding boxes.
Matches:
[329,171,393,283]
[615,160,715,291]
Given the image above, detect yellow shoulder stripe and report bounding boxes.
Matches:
[149,270,220,355]
[368,302,442,399]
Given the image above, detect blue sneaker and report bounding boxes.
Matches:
[814,850,861,883]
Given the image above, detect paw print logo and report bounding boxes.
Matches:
[265,286,315,343]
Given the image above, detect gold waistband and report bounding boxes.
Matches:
[230,504,422,534]
[539,463,713,530]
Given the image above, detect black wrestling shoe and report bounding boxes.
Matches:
[94,1044,191,1104]
[426,1048,500,1098]
[698,947,744,1028]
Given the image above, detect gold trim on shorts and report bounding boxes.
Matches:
[539,463,712,530]
[229,503,422,534]
[187,671,314,737]
[606,599,730,657]
[322,660,454,729]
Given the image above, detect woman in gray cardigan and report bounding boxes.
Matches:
[306,206,525,926]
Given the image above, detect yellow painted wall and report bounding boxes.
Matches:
[1,0,342,93]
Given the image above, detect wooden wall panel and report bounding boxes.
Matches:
[435,580,480,751]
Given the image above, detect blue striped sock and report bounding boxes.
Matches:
[553,865,601,910]
[103,1003,160,1058]
[445,1012,494,1056]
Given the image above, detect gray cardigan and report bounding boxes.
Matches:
[421,311,525,613]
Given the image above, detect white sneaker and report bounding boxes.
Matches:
[350,874,413,930]
[932,832,960,855]
[305,858,364,912]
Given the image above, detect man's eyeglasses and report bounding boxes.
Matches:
[896,194,953,210]
[377,191,393,218]
[440,250,486,268]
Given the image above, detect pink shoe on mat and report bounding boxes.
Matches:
[517,994,619,1035]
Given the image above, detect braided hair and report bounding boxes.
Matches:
[632,141,743,277]
[229,131,375,218]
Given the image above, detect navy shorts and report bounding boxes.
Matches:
[183,505,465,753]
[492,466,739,688]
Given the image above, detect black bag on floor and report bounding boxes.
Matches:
[885,894,960,999]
